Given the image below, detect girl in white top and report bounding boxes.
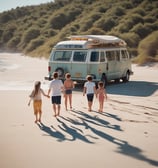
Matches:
[83,75,96,111]
[48,72,64,117]
[28,81,49,123]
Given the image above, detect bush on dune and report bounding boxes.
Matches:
[133,31,158,65]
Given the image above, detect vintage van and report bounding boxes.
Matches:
[45,35,133,85]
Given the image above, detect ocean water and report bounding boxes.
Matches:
[0,53,49,91]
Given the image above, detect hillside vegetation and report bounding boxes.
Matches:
[0,0,158,64]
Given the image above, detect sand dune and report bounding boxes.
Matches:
[0,53,158,168]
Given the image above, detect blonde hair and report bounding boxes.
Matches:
[33,81,41,97]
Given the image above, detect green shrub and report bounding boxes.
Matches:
[120,32,140,48]
[113,6,125,16]
[130,13,144,24]
[95,17,116,31]
[7,36,20,48]
[22,28,40,45]
[86,27,105,35]
[131,23,152,38]
[136,31,158,64]
[25,38,45,52]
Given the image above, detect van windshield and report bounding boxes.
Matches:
[53,51,72,61]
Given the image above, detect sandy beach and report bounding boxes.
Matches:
[0,53,158,168]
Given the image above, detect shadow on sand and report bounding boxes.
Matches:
[37,109,158,167]
[107,81,158,97]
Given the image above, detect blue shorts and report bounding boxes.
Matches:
[87,94,94,102]
[65,89,72,94]
[51,96,61,104]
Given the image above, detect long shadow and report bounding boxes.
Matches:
[107,81,158,97]
[69,110,158,166]
[99,111,122,121]
[56,118,94,144]
[70,110,123,131]
[37,122,69,142]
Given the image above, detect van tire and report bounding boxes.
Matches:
[55,67,64,77]
[122,71,130,82]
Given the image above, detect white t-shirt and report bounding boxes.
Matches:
[49,79,63,96]
[84,81,95,94]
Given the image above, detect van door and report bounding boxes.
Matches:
[71,51,88,80]
[88,51,107,80]
[114,50,122,79]
[106,51,117,80]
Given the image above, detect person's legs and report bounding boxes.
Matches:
[38,110,42,122]
[56,96,61,116]
[34,101,38,123]
[65,95,68,110]
[53,104,56,116]
[38,100,42,122]
[57,105,61,116]
[88,101,92,111]
[100,100,104,112]
[35,114,38,123]
[69,94,72,109]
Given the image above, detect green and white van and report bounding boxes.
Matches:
[45,35,133,85]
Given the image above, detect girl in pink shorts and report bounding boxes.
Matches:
[96,81,107,112]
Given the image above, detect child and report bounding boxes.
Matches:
[64,73,74,111]
[28,81,49,123]
[96,81,107,112]
[83,75,96,111]
[48,72,64,117]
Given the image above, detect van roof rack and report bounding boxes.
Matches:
[68,35,126,47]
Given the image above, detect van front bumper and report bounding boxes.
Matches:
[44,76,53,81]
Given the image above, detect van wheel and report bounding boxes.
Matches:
[55,68,64,77]
[122,71,130,82]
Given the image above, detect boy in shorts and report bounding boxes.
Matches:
[48,72,64,117]
[83,75,96,111]
[64,73,75,110]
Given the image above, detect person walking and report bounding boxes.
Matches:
[28,81,49,123]
[96,81,107,112]
[63,73,74,111]
[48,72,64,117]
[83,75,96,111]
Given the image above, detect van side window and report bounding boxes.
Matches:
[106,51,115,61]
[115,50,120,61]
[53,51,72,61]
[90,51,99,62]
[121,50,128,60]
[100,52,105,62]
[73,51,87,62]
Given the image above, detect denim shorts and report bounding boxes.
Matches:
[87,94,94,102]
[65,89,72,94]
[51,96,61,104]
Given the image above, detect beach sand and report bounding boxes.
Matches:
[0,53,158,168]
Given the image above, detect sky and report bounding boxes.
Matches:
[0,0,53,13]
